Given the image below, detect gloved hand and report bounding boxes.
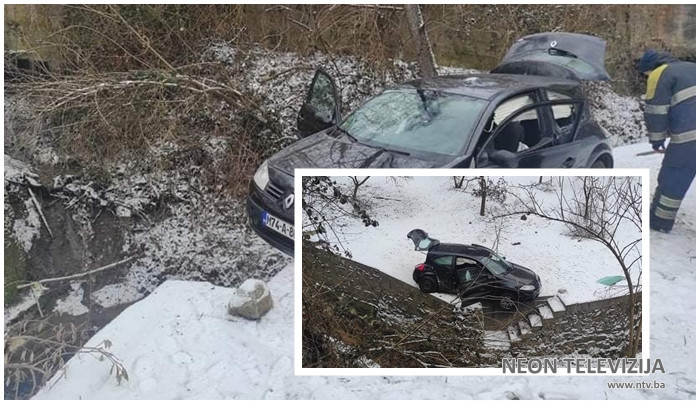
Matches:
[650,139,666,152]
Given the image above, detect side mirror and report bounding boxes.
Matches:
[489,150,518,168]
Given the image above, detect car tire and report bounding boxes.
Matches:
[418,277,437,293]
[499,294,517,311]
[590,159,607,168]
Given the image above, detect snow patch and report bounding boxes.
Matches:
[93,283,144,308]
[52,282,89,316]
[4,288,44,326]
[12,199,41,253]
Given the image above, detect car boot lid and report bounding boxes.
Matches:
[492,32,611,81]
[407,228,440,251]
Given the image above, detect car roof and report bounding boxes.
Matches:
[394,73,580,101]
[429,242,492,257]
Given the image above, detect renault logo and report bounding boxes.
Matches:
[283,194,294,210]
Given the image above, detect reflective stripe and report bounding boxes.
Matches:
[670,130,696,144]
[645,104,670,114]
[671,86,696,106]
[654,206,677,220]
[659,195,682,209]
[648,131,667,141]
[645,64,669,100]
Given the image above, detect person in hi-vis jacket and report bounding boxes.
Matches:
[638,49,695,232]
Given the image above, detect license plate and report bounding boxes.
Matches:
[262,211,294,240]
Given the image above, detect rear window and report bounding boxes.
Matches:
[513,53,597,75]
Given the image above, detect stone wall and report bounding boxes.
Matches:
[509,293,642,359]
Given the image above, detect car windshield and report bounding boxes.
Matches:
[479,252,511,275]
[338,89,488,156]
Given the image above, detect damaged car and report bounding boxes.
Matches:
[407,229,541,310]
[248,32,614,255]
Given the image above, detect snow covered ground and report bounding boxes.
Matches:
[308,174,641,305]
[35,142,695,399]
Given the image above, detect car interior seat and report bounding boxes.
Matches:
[493,121,524,153]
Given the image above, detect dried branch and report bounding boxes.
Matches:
[17,256,138,290]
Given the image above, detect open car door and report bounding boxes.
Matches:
[407,228,440,251]
[297,69,341,138]
[491,32,611,81]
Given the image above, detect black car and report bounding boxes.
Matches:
[407,229,541,310]
[248,32,614,255]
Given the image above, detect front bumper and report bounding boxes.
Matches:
[247,191,294,257]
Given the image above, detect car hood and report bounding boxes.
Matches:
[492,32,611,81]
[268,132,443,175]
[502,262,537,285]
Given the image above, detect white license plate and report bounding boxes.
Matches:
[262,211,294,240]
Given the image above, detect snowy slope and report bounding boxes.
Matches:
[34,266,296,400]
[35,142,695,399]
[311,176,641,305]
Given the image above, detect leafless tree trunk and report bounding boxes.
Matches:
[350,176,370,201]
[404,4,437,78]
[479,176,487,216]
[453,176,465,189]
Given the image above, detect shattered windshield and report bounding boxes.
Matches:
[339,89,487,156]
[479,252,511,275]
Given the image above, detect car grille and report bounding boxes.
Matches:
[265,182,284,200]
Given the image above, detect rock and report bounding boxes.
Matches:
[228,279,273,320]
[520,215,527,221]
[115,206,132,218]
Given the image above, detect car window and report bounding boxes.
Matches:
[488,106,546,155]
[511,52,598,75]
[493,94,537,125]
[418,238,433,249]
[432,255,453,267]
[455,257,480,283]
[546,91,581,143]
[307,72,337,119]
[479,253,511,275]
[339,89,488,157]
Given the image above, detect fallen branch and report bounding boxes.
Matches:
[16,256,138,290]
[27,188,53,239]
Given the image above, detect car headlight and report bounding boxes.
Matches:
[253,160,270,190]
[520,284,535,291]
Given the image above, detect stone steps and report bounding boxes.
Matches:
[547,295,566,317]
[537,304,554,322]
[507,325,521,343]
[489,294,568,348]
[528,313,543,330]
[517,320,532,339]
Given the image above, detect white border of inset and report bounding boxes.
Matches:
[294,168,650,376]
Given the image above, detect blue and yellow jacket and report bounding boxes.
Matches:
[644,54,696,144]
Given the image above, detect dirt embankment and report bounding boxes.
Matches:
[302,242,491,368]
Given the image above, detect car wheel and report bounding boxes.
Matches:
[590,159,607,168]
[418,277,437,293]
[500,295,517,311]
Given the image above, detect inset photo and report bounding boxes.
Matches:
[296,172,648,374]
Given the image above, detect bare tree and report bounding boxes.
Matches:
[494,176,642,357]
[453,176,507,216]
[404,4,437,77]
[302,176,378,258]
[349,176,370,201]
